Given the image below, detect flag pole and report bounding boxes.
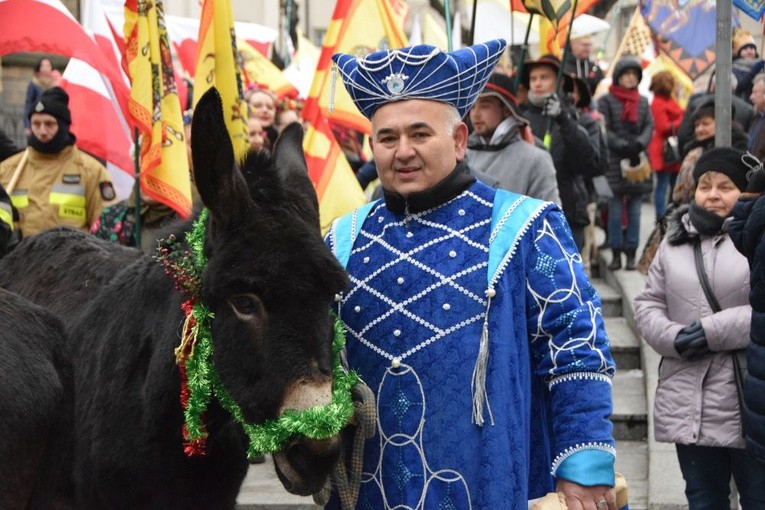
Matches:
[468,0,478,45]
[445,0,453,51]
[133,127,142,249]
[715,0,732,148]
[544,0,579,148]
[514,12,536,90]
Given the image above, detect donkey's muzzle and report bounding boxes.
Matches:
[272,435,342,496]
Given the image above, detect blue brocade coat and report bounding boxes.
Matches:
[326,181,615,509]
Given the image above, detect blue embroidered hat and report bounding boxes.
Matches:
[331,39,508,120]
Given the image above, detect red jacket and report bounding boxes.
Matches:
[648,94,684,172]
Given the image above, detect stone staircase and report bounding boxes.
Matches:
[593,278,649,510]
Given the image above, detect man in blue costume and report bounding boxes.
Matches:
[326,39,617,510]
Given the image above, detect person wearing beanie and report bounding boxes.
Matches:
[467,72,560,204]
[0,86,114,239]
[732,29,765,103]
[729,157,765,467]
[635,147,765,507]
[520,54,602,251]
[327,40,617,509]
[598,55,654,271]
[669,100,749,208]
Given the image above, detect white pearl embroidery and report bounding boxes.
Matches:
[397,277,404,284]
[449,250,457,258]
[354,306,361,313]
[443,303,451,310]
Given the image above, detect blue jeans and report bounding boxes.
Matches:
[654,170,677,219]
[676,443,765,509]
[607,194,642,250]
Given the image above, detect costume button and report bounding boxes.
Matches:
[334,293,342,302]
[443,303,451,311]
[378,216,384,223]
[393,329,401,337]
[363,256,370,263]
[449,250,457,258]
[392,358,401,368]
[458,209,465,216]
[397,277,404,284]
[354,306,361,313]
[485,288,496,298]
[406,232,413,238]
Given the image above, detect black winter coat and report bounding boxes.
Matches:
[521,102,599,228]
[729,195,765,464]
[598,92,654,196]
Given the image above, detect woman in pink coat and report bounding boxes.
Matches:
[648,71,684,220]
[634,148,765,508]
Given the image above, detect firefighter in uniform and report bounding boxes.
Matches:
[0,86,114,238]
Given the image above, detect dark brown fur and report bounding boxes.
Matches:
[0,89,348,509]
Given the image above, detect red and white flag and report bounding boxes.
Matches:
[60,58,134,201]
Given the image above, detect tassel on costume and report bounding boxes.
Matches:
[471,288,495,426]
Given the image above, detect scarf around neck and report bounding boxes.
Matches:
[608,84,640,123]
[689,201,726,236]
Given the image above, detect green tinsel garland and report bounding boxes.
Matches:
[177,208,358,457]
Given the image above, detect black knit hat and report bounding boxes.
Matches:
[613,56,643,84]
[29,86,71,125]
[693,147,754,191]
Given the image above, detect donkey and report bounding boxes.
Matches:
[0,88,349,509]
[0,288,72,510]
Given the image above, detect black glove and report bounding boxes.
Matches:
[674,322,710,360]
[542,93,569,122]
[625,140,642,157]
[746,167,765,194]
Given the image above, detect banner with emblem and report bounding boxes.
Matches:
[193,0,249,160]
[640,0,716,80]
[124,0,192,218]
[310,0,408,134]
[733,0,765,21]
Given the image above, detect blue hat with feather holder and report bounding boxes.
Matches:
[331,39,508,120]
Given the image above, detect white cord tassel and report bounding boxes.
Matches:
[328,64,338,113]
[472,288,495,426]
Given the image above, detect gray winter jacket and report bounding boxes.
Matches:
[634,206,751,448]
[467,118,561,205]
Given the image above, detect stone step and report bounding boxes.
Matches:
[604,316,641,370]
[615,440,648,510]
[237,456,320,510]
[611,369,648,441]
[592,278,623,318]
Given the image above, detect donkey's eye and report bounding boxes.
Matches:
[228,294,262,319]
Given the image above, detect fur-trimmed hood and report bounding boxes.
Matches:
[665,204,696,246]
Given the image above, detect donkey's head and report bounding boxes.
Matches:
[191,89,348,495]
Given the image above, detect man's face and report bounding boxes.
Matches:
[469,96,509,139]
[751,79,765,112]
[30,113,59,143]
[571,38,592,60]
[529,66,557,96]
[370,99,467,198]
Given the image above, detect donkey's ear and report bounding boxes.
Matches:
[272,122,320,222]
[191,88,249,221]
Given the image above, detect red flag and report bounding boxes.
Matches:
[0,0,130,118]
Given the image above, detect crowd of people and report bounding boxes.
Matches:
[1,29,765,509]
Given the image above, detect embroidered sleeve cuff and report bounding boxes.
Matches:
[553,446,616,487]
